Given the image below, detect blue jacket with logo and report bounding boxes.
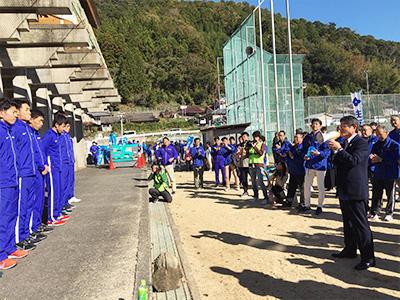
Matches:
[190,145,205,167]
[283,143,305,176]
[60,132,74,165]
[211,144,224,162]
[156,144,178,166]
[220,144,237,166]
[389,128,400,144]
[0,121,18,188]
[11,119,36,177]
[42,128,62,171]
[302,131,330,171]
[31,128,47,173]
[371,137,400,180]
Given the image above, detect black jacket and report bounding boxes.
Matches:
[333,135,369,201]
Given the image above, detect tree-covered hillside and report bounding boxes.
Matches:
[94,0,400,108]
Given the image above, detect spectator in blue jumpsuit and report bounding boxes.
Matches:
[12,99,43,251]
[369,125,400,222]
[361,124,378,178]
[190,138,206,189]
[43,113,68,226]
[272,130,292,164]
[60,121,80,210]
[389,115,400,203]
[90,141,99,165]
[0,98,28,270]
[156,137,179,193]
[211,137,225,187]
[220,137,238,191]
[29,110,52,237]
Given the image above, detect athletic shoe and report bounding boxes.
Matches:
[315,207,323,215]
[383,214,394,222]
[368,214,379,221]
[69,197,81,203]
[8,249,28,259]
[241,192,249,197]
[58,215,71,221]
[38,225,54,233]
[48,220,66,227]
[224,187,230,192]
[16,240,36,251]
[0,258,17,270]
[298,206,311,213]
[31,232,47,240]
[235,186,240,191]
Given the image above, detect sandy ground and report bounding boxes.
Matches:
[169,170,400,300]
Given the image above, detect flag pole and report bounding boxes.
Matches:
[258,0,267,136]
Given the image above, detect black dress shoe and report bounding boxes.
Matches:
[354,259,376,270]
[332,252,357,258]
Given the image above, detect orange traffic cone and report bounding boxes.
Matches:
[108,145,116,170]
[136,152,145,168]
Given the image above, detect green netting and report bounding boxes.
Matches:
[223,12,305,144]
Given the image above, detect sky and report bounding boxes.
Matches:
[230,0,400,42]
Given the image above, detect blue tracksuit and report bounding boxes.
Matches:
[42,128,62,221]
[60,132,74,207]
[0,120,19,261]
[302,131,330,171]
[11,119,36,242]
[190,146,205,168]
[31,128,47,232]
[211,144,225,185]
[389,128,400,144]
[366,135,378,173]
[284,143,306,176]
[220,144,237,166]
[156,144,179,166]
[371,137,400,180]
[273,139,292,164]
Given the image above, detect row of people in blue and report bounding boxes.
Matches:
[271,117,400,221]
[0,97,81,271]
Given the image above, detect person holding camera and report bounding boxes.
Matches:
[248,131,269,204]
[148,164,172,203]
[238,132,251,197]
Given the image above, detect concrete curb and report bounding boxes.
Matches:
[165,204,202,300]
[132,168,152,300]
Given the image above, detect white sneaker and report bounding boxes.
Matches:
[383,214,393,222]
[69,197,81,203]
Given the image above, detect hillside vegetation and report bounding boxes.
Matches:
[94,0,400,107]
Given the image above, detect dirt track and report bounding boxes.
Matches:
[169,171,400,299]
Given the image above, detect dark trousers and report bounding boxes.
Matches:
[193,167,204,189]
[371,179,396,215]
[287,174,305,205]
[149,188,172,203]
[339,199,375,262]
[239,167,249,192]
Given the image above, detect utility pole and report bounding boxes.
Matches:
[285,0,296,137]
[119,114,124,137]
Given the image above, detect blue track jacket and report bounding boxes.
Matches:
[0,120,18,187]
[371,137,400,180]
[11,119,36,177]
[190,145,206,168]
[42,128,62,171]
[302,131,330,171]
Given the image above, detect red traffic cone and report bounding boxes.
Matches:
[136,152,145,168]
[109,145,116,170]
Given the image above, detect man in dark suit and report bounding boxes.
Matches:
[328,116,375,270]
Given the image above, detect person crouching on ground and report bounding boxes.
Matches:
[148,164,172,203]
[190,138,206,189]
[268,161,289,206]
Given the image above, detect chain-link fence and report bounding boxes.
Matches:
[304,94,400,130]
[223,12,305,143]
